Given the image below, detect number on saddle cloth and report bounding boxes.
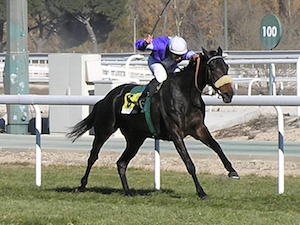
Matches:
[121,85,147,114]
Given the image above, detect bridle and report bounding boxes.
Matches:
[206,55,224,65]
[194,55,232,94]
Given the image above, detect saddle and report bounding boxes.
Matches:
[121,86,146,114]
[121,79,160,114]
[121,85,158,137]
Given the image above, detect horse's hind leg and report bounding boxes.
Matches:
[78,132,113,191]
[192,125,240,179]
[116,132,145,195]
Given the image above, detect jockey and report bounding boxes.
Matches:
[135,35,199,106]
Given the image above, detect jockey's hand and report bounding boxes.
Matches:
[144,34,153,44]
[192,54,200,61]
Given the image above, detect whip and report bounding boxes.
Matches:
[150,0,173,35]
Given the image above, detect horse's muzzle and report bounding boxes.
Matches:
[219,83,234,103]
[221,92,233,103]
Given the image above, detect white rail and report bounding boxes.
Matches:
[1,55,299,100]
[1,95,300,194]
[1,50,300,62]
[0,63,49,78]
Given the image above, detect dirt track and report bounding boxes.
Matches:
[1,148,299,177]
[212,114,300,142]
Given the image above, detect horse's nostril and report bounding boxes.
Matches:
[222,92,233,103]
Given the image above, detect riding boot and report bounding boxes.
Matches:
[148,78,160,97]
[139,79,160,109]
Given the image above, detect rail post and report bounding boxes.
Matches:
[275,106,284,194]
[269,63,276,95]
[154,139,160,190]
[32,105,42,186]
[297,57,300,116]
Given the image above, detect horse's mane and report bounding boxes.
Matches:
[172,50,219,79]
[181,50,219,73]
[179,53,205,74]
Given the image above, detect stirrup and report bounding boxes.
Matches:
[138,98,146,109]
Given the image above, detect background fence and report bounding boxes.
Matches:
[1,51,300,96]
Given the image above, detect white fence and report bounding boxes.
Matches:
[1,95,300,194]
[0,62,49,80]
[1,52,300,92]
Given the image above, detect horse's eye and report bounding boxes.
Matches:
[209,64,216,70]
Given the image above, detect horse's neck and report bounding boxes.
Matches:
[197,62,208,92]
[171,61,207,95]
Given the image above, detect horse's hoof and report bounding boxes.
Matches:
[228,171,240,180]
[200,195,210,200]
[74,186,86,193]
[124,193,133,197]
[124,191,133,197]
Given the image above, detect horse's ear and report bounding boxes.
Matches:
[217,46,223,56]
[202,47,209,58]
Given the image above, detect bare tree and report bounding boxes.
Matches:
[171,0,192,36]
[72,14,98,53]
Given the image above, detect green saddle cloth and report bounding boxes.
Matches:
[121,86,158,137]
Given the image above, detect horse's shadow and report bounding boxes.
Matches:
[52,186,176,197]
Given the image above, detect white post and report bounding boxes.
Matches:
[279,82,284,96]
[269,63,276,95]
[248,78,260,96]
[125,54,145,80]
[297,57,300,116]
[275,106,284,194]
[33,105,42,186]
[154,139,160,190]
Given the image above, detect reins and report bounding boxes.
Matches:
[194,57,202,93]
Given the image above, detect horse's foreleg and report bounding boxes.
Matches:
[192,125,240,179]
[77,135,108,191]
[171,132,208,199]
[117,134,145,195]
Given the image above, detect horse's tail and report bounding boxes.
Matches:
[66,103,98,142]
[67,84,128,142]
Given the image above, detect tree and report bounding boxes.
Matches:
[182,0,223,50]
[171,0,192,36]
[0,0,6,51]
[46,0,128,53]
[28,0,58,52]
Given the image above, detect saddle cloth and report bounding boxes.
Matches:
[121,85,158,137]
[121,86,146,114]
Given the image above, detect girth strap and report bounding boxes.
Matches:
[143,97,158,137]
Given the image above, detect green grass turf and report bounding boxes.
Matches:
[0,164,299,225]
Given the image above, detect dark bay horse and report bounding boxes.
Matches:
[67,47,239,199]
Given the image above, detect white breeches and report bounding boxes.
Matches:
[149,63,167,83]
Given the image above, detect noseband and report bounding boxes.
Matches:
[194,55,232,92]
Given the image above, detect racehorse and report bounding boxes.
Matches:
[67,47,240,199]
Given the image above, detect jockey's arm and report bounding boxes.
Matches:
[182,50,199,60]
[135,34,153,51]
